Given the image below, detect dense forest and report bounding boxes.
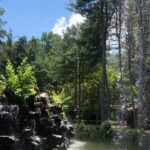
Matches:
[0,0,150,133]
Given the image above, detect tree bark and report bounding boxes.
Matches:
[74,59,78,115]
[100,0,110,122]
[78,58,81,122]
[137,0,147,129]
[127,24,137,128]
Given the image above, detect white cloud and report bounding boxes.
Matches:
[68,13,85,27]
[52,13,85,36]
[52,17,67,36]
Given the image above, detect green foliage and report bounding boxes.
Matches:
[74,123,99,139]
[33,32,63,91]
[13,36,28,67]
[0,74,6,94]
[5,60,18,94]
[51,88,72,112]
[107,66,119,105]
[100,120,114,139]
[74,122,86,132]
[16,57,37,101]
[0,6,6,39]
[51,91,62,105]
[5,58,37,104]
[81,67,101,120]
[127,129,142,141]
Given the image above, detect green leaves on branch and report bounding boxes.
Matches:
[51,88,72,112]
[0,74,6,94]
[6,60,19,94]
[4,57,37,103]
[16,57,37,100]
[51,91,62,105]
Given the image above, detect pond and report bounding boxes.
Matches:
[68,138,138,150]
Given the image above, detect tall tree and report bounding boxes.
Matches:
[125,0,138,128]
[0,5,6,41]
[137,0,150,129]
[70,0,118,121]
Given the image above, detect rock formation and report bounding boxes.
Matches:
[0,93,73,150]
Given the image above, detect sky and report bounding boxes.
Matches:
[1,0,85,39]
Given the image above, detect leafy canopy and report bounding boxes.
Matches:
[4,57,37,103]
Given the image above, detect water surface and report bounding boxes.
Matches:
[68,138,138,150]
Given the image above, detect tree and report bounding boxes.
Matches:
[16,57,37,102]
[136,0,150,129]
[13,36,28,67]
[60,26,83,121]
[0,5,6,40]
[70,0,118,121]
[5,60,19,98]
[0,4,7,72]
[5,58,37,104]
[125,0,138,128]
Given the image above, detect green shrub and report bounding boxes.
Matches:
[5,58,37,104]
[0,74,6,94]
[74,122,85,132]
[100,120,114,139]
[16,57,37,102]
[5,60,19,94]
[128,129,142,140]
[74,123,98,139]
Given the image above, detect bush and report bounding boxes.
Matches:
[100,120,114,139]
[5,58,37,104]
[74,122,86,132]
[74,123,99,139]
[0,74,6,94]
[16,57,37,102]
[127,129,142,141]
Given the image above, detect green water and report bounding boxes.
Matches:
[68,139,138,150]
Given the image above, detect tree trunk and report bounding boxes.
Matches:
[78,58,81,122]
[127,14,137,128]
[137,0,147,129]
[118,1,123,86]
[74,60,78,112]
[100,0,110,122]
[116,0,127,126]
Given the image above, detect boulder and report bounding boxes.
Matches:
[35,93,50,106]
[0,135,17,149]
[0,94,7,104]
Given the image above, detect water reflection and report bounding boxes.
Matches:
[68,138,138,150]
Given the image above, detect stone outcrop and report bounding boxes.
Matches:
[0,93,73,150]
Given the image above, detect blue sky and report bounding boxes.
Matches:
[1,0,82,39]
